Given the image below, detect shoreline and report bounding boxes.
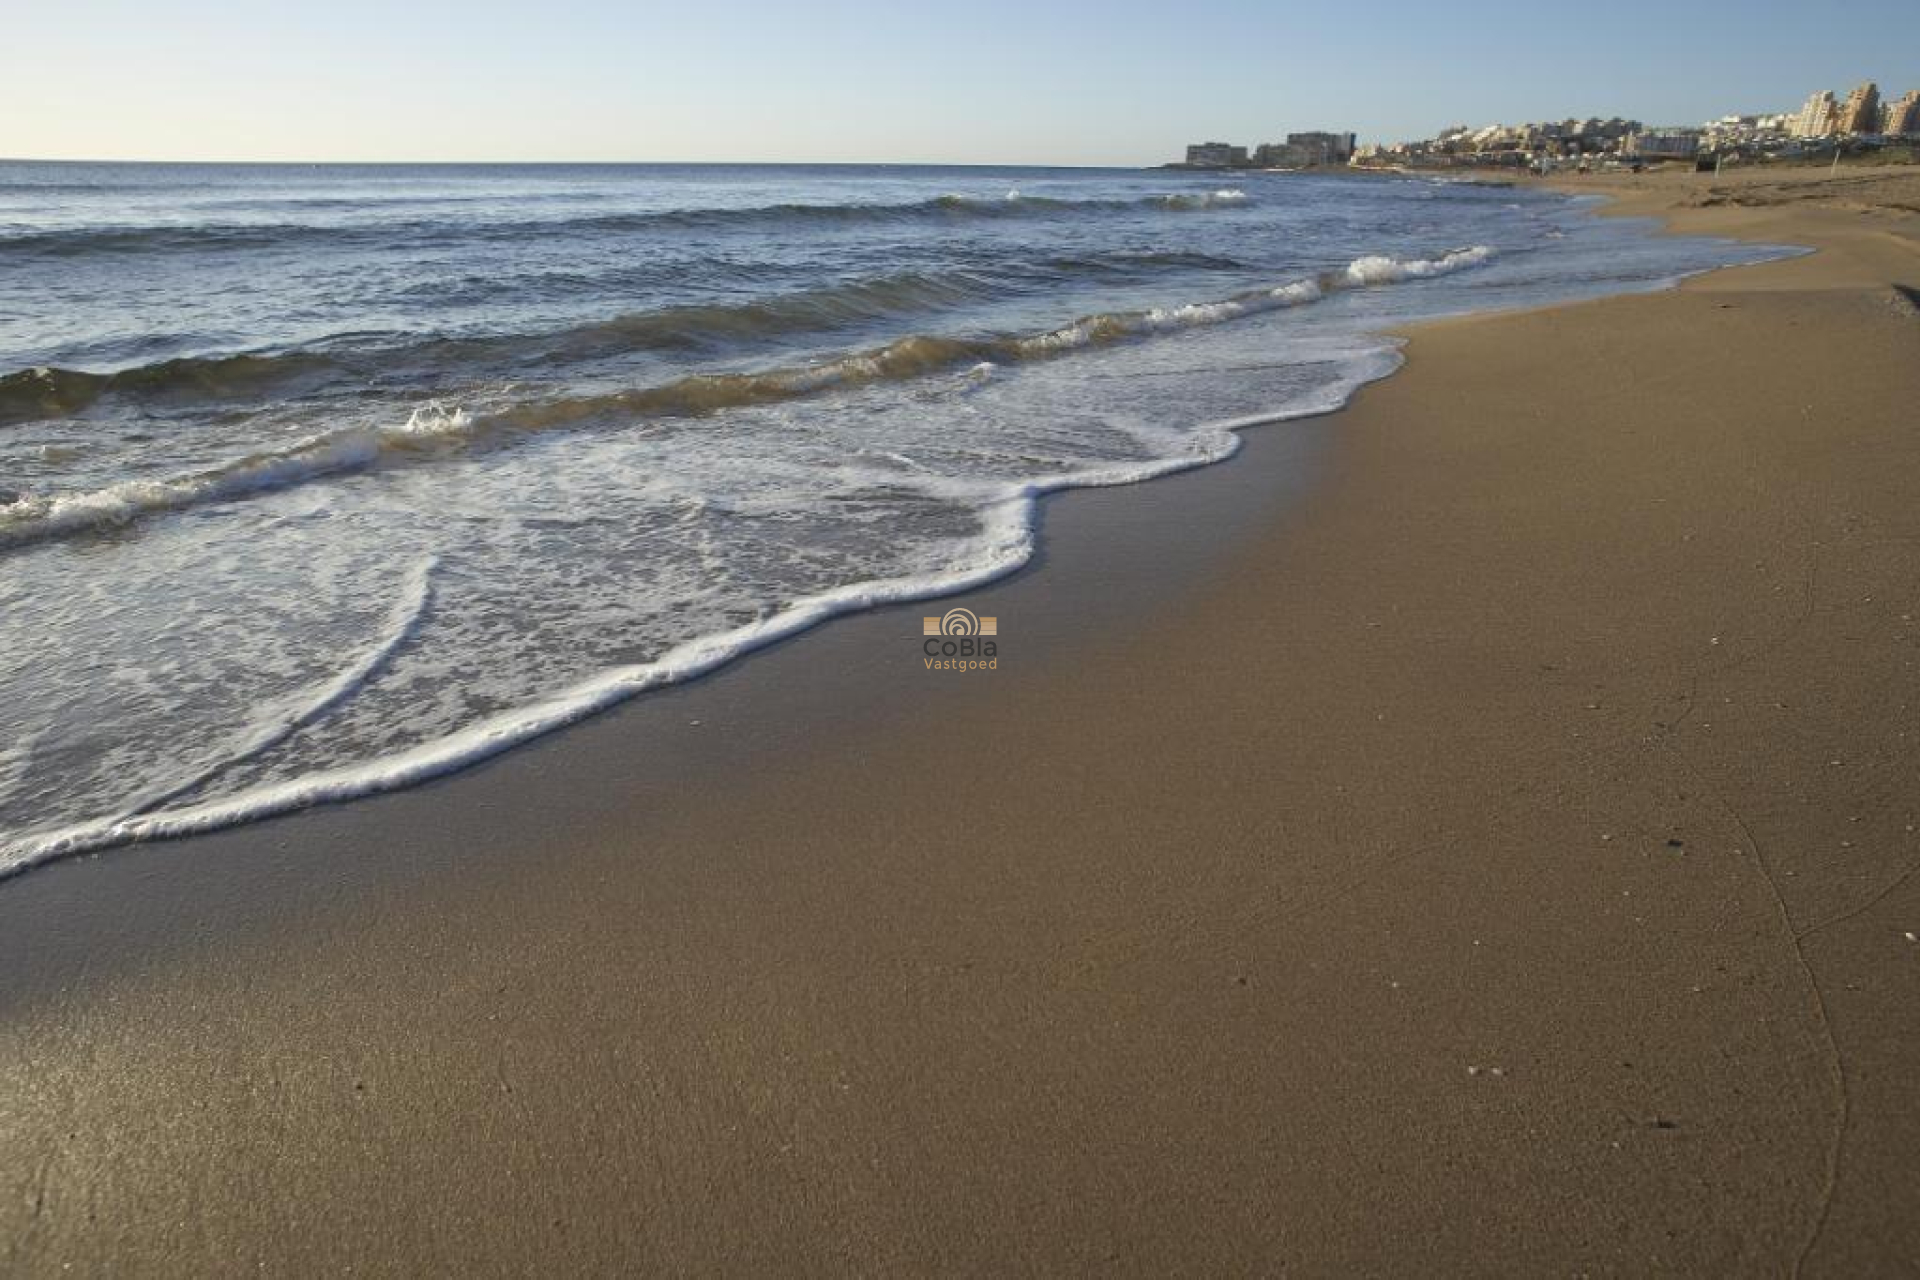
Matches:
[3,166,1917,1273]
[0,355,1396,883]
[0,181,1755,879]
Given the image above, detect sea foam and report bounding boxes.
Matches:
[0,345,1404,880]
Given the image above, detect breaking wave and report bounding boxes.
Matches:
[0,250,1263,426]
[0,246,1493,551]
[1153,188,1249,210]
[0,352,343,424]
[0,402,475,549]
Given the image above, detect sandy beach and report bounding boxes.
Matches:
[3,164,1917,1274]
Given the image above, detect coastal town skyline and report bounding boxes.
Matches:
[3,1,1916,164]
[1176,80,1920,172]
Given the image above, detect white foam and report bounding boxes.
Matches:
[1268,279,1326,306]
[1038,246,1492,346]
[1140,273,1326,331]
[1157,189,1251,211]
[113,555,438,819]
[1343,245,1494,286]
[959,361,998,394]
[0,404,475,550]
[0,346,1406,880]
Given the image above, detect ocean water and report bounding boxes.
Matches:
[0,162,1785,874]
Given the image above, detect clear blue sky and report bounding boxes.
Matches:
[5,0,1917,164]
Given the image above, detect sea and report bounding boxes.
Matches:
[0,161,1788,875]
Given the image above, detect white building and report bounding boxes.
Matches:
[1793,90,1839,138]
[1883,89,1920,137]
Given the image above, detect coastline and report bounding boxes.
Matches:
[4,167,1917,1273]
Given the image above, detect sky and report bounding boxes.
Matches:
[5,1,1919,165]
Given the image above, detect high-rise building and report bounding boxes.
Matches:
[1884,89,1920,137]
[1793,90,1839,137]
[1837,82,1882,134]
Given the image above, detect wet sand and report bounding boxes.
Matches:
[3,165,1918,1274]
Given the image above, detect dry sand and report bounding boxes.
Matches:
[2,165,1917,1275]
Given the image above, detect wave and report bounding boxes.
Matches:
[0,189,1255,260]
[0,351,343,424]
[1152,189,1250,210]
[0,272,1000,425]
[1345,245,1493,283]
[0,346,1406,881]
[1,249,1260,426]
[0,402,475,550]
[1009,245,1494,353]
[0,246,1493,552]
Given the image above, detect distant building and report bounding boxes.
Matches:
[1253,141,1306,167]
[1793,90,1839,137]
[1183,141,1246,168]
[1885,89,1920,137]
[1284,131,1357,164]
[1838,82,1882,134]
[1562,117,1639,154]
[1701,112,1793,152]
[1352,88,1911,175]
[1625,128,1702,159]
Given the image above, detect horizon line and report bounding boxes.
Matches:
[1,155,1170,169]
